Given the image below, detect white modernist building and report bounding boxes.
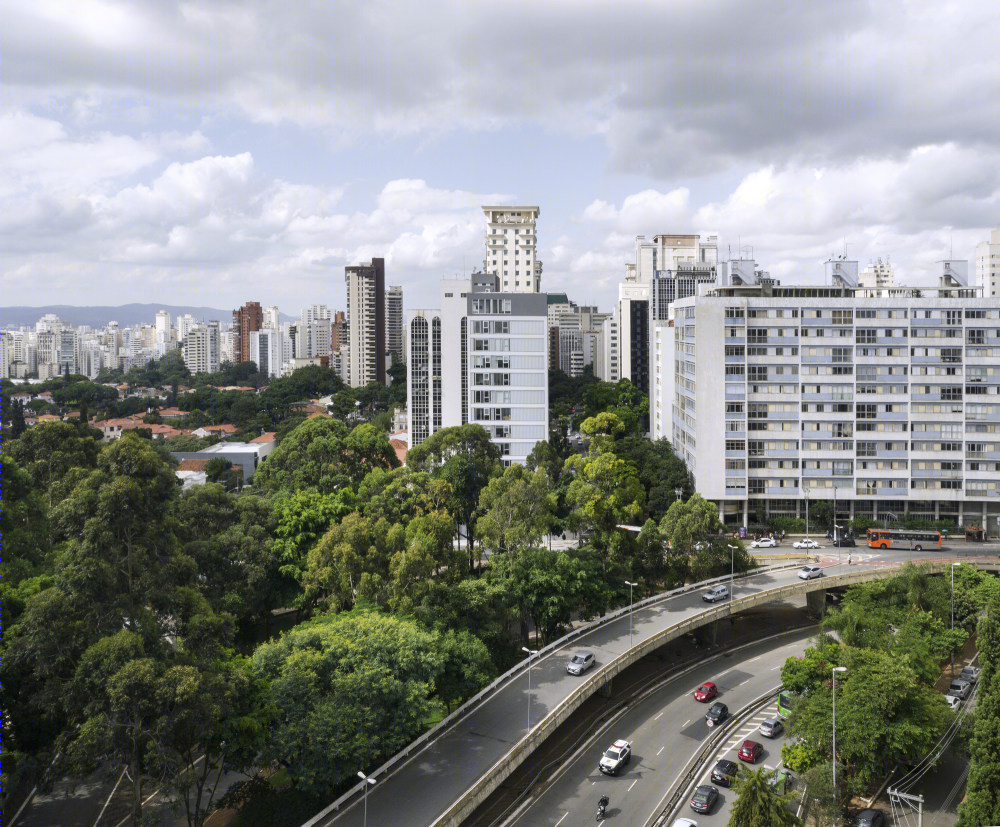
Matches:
[407,273,548,465]
[662,277,1000,530]
[182,321,221,375]
[483,206,542,293]
[976,229,1000,298]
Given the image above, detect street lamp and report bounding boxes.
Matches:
[951,562,960,677]
[802,485,811,539]
[727,544,738,598]
[357,771,376,827]
[625,580,637,650]
[521,646,534,731]
[832,665,847,808]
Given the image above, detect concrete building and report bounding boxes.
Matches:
[182,321,221,375]
[249,328,286,378]
[663,279,1000,530]
[155,310,172,357]
[345,258,386,386]
[58,328,79,375]
[264,305,281,330]
[386,285,404,363]
[483,206,541,293]
[859,258,896,290]
[595,312,620,382]
[975,229,1000,298]
[233,301,263,364]
[298,304,333,360]
[407,273,548,465]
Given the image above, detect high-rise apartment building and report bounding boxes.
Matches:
[483,206,541,292]
[183,321,221,375]
[249,328,286,378]
[407,273,548,465]
[976,229,1000,298]
[661,277,999,529]
[859,258,896,289]
[345,258,386,386]
[233,301,263,364]
[386,285,404,364]
[264,305,281,330]
[298,305,332,359]
[154,310,172,357]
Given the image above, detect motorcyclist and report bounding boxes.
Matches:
[598,795,609,817]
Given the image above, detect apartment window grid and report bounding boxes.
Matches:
[410,317,430,444]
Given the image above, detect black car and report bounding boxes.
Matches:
[852,808,886,827]
[705,701,729,726]
[833,536,856,547]
[690,784,719,814]
[710,758,741,787]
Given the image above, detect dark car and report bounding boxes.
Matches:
[852,808,886,827]
[833,536,856,547]
[706,702,729,726]
[690,784,719,814]
[710,758,741,787]
[738,739,764,763]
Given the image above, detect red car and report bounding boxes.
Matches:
[693,681,718,702]
[738,739,764,763]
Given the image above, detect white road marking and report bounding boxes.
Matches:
[683,719,690,727]
[771,665,781,670]
[657,746,664,755]
[555,813,568,827]
[628,780,638,791]
[654,712,664,721]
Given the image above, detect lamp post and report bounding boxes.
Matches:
[521,646,533,731]
[625,580,637,650]
[832,665,847,808]
[803,485,810,539]
[951,562,959,677]
[357,771,376,827]
[675,487,684,503]
[727,545,738,598]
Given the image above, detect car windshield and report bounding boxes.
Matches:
[572,655,588,664]
[604,748,621,760]
[693,790,710,802]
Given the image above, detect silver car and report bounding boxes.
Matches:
[566,651,595,675]
[703,585,730,603]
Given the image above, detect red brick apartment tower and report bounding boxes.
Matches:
[233,301,263,365]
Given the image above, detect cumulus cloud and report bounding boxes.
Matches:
[5,1,998,175]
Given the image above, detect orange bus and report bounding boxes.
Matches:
[867,529,941,551]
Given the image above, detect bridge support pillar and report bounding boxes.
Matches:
[599,679,613,698]
[806,589,827,618]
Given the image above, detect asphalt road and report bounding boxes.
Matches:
[503,630,814,827]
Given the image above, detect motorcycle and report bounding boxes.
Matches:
[597,796,609,821]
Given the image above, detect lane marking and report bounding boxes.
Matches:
[628,780,638,792]
[654,712,664,721]
[683,720,690,727]
[771,665,781,670]
[555,813,568,827]
[657,747,665,756]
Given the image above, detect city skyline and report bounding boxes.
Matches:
[4,2,999,314]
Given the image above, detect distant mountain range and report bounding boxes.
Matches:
[1,304,296,329]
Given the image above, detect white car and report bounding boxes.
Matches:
[793,538,819,549]
[566,651,595,675]
[945,695,962,711]
[751,537,777,548]
[599,739,632,775]
[672,820,699,827]
[702,584,730,603]
[797,565,823,580]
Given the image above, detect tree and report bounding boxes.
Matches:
[252,610,445,796]
[728,766,801,827]
[477,465,556,557]
[11,397,27,437]
[6,420,102,507]
[405,424,501,567]
[0,454,49,587]
[251,417,355,494]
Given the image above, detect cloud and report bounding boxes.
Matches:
[5,1,998,175]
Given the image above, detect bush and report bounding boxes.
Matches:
[781,739,823,772]
[769,517,806,534]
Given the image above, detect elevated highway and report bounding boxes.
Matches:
[305,554,1000,827]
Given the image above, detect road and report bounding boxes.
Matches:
[502,630,812,827]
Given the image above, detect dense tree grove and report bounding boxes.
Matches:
[779,563,998,816]
[1,365,741,825]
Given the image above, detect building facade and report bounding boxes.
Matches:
[976,229,1000,298]
[666,284,1000,530]
[483,206,541,293]
[182,321,221,375]
[345,258,386,386]
[386,285,404,364]
[233,301,263,364]
[407,274,548,465]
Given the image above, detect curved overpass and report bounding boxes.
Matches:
[305,555,1000,827]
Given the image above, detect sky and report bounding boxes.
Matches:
[3,0,999,318]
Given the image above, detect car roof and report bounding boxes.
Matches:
[575,651,593,657]
[742,739,760,746]
[700,681,716,687]
[612,738,629,748]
